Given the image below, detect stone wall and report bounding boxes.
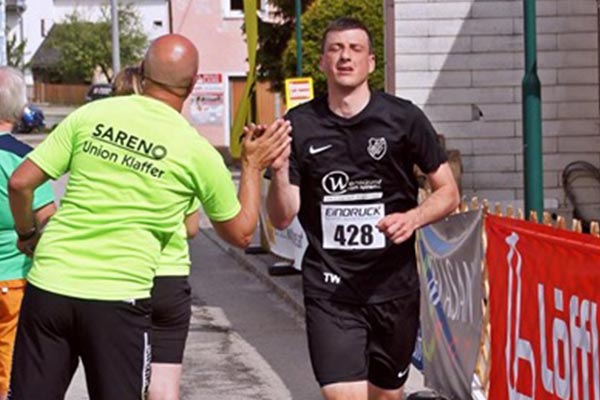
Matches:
[393,0,600,209]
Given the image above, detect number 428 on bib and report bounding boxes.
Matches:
[321,204,386,250]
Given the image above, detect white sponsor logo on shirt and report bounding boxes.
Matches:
[367,137,387,160]
[309,144,333,155]
[322,171,349,195]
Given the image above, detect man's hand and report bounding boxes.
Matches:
[242,119,291,171]
[270,139,291,172]
[16,231,41,257]
[376,209,421,244]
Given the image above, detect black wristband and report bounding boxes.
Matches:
[17,226,37,241]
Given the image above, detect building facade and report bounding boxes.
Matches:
[172,0,281,147]
[389,0,600,211]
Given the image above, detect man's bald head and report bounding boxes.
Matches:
[143,34,199,91]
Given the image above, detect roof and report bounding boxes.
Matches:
[29,25,61,69]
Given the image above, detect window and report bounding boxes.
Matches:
[230,0,244,10]
[224,0,265,18]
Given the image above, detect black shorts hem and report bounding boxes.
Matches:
[368,373,409,391]
[318,373,368,388]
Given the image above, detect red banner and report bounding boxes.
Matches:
[486,215,600,400]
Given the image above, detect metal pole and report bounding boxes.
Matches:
[111,0,121,76]
[0,0,7,66]
[295,0,302,76]
[522,0,543,219]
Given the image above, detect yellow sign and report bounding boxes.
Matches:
[285,77,314,110]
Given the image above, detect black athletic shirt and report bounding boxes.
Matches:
[285,91,447,304]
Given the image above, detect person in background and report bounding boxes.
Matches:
[112,65,143,96]
[0,66,56,400]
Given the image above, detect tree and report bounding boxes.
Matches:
[46,3,147,83]
[6,34,27,69]
[256,0,317,92]
[281,0,384,97]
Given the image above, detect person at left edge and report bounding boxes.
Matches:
[0,66,56,400]
[7,34,291,400]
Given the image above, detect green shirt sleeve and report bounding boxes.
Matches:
[28,111,78,179]
[190,141,240,222]
[32,181,55,211]
[186,196,201,216]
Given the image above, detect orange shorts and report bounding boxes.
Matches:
[0,279,26,394]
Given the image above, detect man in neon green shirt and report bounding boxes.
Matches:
[111,65,200,399]
[0,66,56,400]
[8,34,291,400]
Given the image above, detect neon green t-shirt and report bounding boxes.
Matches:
[27,95,241,300]
[156,197,200,277]
[0,133,55,281]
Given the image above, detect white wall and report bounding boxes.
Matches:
[394,0,600,208]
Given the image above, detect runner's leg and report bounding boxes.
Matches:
[366,293,420,400]
[305,297,371,400]
[367,384,403,400]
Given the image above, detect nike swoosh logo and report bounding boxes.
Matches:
[397,367,409,379]
[309,144,333,155]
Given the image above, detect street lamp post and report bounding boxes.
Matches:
[111,0,121,76]
[295,0,302,76]
[522,0,543,219]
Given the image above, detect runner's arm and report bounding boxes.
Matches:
[212,120,292,247]
[377,162,459,244]
[266,160,300,230]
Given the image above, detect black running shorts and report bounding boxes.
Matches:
[9,284,151,400]
[304,292,420,390]
[150,276,192,364]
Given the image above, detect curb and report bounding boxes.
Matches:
[201,229,305,320]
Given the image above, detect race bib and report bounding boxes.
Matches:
[321,203,386,250]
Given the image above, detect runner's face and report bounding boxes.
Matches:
[320,29,375,91]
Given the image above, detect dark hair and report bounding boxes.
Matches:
[320,17,373,54]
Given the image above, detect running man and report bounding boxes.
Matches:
[8,34,290,400]
[0,66,56,400]
[265,18,459,400]
[112,64,200,400]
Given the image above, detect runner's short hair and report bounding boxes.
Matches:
[320,17,373,54]
[0,66,27,123]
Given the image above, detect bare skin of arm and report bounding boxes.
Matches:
[8,160,56,256]
[211,119,292,248]
[184,210,200,239]
[265,145,299,230]
[376,162,460,244]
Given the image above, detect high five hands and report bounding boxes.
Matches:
[241,119,292,171]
